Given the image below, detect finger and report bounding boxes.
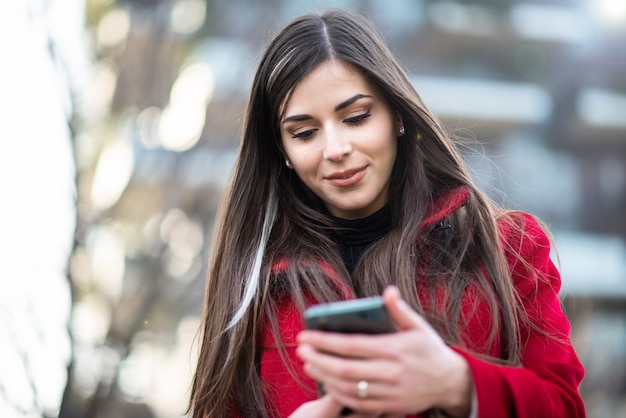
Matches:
[324,385,393,415]
[298,344,399,383]
[297,330,394,359]
[318,371,400,402]
[313,394,345,416]
[287,394,344,418]
[382,285,432,332]
[345,413,384,418]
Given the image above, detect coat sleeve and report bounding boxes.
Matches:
[454,213,586,418]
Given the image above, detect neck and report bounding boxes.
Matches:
[331,205,391,273]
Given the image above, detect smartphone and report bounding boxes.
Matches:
[303,296,394,415]
[303,296,394,334]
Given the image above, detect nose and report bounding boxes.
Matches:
[322,129,352,161]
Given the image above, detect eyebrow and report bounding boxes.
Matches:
[334,93,372,112]
[282,93,373,124]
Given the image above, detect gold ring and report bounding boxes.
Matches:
[357,380,368,398]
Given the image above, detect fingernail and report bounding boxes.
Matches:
[297,344,312,358]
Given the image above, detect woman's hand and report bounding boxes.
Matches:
[296,286,473,417]
[287,394,401,418]
[287,394,344,418]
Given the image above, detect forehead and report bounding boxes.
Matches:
[280,60,376,115]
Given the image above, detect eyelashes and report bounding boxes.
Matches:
[292,129,315,140]
[345,111,371,125]
[290,110,372,140]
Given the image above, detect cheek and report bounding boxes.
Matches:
[378,137,398,176]
[371,127,397,161]
[292,157,319,181]
[284,142,319,171]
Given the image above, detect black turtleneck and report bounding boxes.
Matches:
[331,205,391,274]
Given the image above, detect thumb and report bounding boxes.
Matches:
[315,395,344,416]
[383,285,431,332]
[288,394,343,418]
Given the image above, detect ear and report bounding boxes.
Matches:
[395,112,405,137]
[276,143,289,164]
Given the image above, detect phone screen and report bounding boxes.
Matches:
[303,296,394,334]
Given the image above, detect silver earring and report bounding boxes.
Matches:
[285,159,292,168]
[399,126,405,136]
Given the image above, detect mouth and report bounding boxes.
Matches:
[325,166,367,187]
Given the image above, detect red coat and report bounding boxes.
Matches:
[258,188,586,417]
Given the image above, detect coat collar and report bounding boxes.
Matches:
[420,185,472,228]
[270,186,472,277]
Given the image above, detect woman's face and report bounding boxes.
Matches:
[280,60,402,220]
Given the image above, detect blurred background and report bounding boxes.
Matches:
[1,0,624,417]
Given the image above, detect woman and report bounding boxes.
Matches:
[188,9,585,418]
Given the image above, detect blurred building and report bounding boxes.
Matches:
[62,0,625,417]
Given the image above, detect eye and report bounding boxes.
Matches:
[291,129,317,140]
[345,110,371,126]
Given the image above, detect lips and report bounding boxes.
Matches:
[325,166,367,187]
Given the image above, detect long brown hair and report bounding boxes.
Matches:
[189,9,530,417]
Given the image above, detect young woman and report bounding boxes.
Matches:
[188,9,586,418]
